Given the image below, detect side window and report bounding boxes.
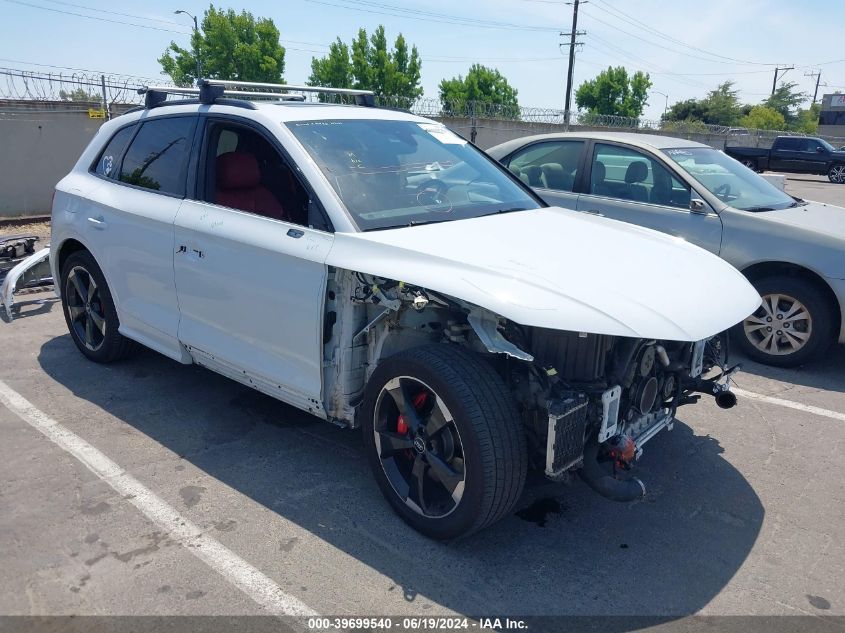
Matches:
[506,141,584,192]
[777,137,799,151]
[118,117,195,195]
[92,125,135,179]
[202,122,315,228]
[591,143,690,209]
[805,140,822,152]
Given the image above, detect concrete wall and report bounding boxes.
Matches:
[0,103,109,217]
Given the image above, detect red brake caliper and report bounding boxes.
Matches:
[397,391,429,456]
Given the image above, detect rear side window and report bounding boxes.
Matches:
[506,140,584,192]
[777,137,801,150]
[119,117,196,196]
[92,125,135,178]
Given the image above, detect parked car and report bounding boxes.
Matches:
[46,81,758,539]
[488,132,845,367]
[724,135,845,183]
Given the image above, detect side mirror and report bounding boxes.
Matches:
[816,146,826,153]
[690,198,708,214]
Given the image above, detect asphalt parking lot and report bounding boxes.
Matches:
[1,176,844,624]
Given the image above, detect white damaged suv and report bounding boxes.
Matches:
[50,80,760,539]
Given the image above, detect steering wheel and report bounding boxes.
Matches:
[713,182,733,201]
[415,179,453,213]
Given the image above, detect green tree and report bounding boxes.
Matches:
[741,105,786,130]
[309,25,422,102]
[663,81,743,126]
[700,81,742,126]
[662,98,708,123]
[309,39,352,89]
[575,66,652,118]
[764,81,806,125]
[159,5,286,87]
[438,64,519,118]
[794,103,821,134]
[59,88,100,102]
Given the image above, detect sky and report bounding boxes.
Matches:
[1,0,843,120]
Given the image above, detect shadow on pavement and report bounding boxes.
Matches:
[0,294,58,323]
[734,344,845,393]
[38,335,763,617]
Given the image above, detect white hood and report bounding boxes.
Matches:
[327,207,761,341]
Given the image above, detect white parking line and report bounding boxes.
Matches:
[734,387,845,422]
[0,379,317,617]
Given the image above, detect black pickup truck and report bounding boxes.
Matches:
[725,136,845,183]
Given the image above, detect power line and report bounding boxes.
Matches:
[303,0,561,32]
[585,33,712,89]
[588,0,776,67]
[580,4,779,67]
[37,0,184,26]
[2,0,191,33]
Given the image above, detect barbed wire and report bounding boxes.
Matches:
[0,68,165,107]
[1,67,842,142]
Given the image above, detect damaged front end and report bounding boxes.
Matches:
[322,269,740,504]
[511,326,738,501]
[0,248,53,321]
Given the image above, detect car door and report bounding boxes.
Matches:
[501,140,585,210]
[576,142,723,254]
[173,116,333,412]
[804,139,831,173]
[84,114,197,359]
[769,137,800,171]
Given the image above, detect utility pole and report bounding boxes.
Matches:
[771,66,794,95]
[653,90,669,118]
[804,69,822,104]
[100,74,110,120]
[563,0,586,127]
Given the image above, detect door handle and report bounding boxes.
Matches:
[87,216,107,229]
[582,209,604,217]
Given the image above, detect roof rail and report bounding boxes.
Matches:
[137,84,306,109]
[137,80,377,109]
[201,79,376,107]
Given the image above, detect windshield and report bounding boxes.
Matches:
[286,119,541,230]
[663,147,796,211]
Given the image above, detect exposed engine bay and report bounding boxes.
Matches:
[322,269,739,502]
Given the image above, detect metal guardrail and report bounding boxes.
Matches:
[2,67,843,143]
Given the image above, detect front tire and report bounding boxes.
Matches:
[828,164,845,184]
[361,345,527,540]
[733,275,836,367]
[60,250,135,363]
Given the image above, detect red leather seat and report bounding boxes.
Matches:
[215,152,285,220]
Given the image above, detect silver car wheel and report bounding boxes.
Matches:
[743,293,812,356]
[830,165,845,183]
